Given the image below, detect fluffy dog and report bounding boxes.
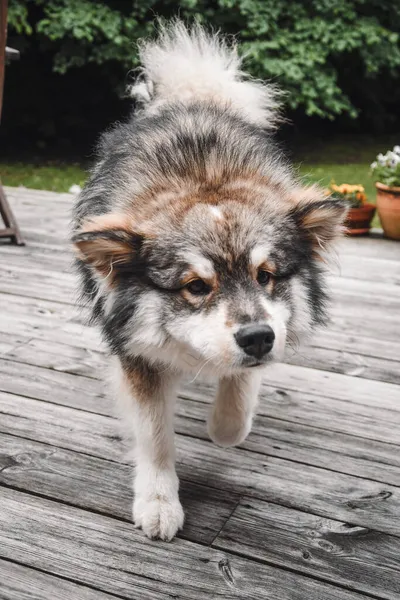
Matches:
[72,21,346,541]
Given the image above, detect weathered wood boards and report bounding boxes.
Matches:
[1,186,400,600]
[0,559,122,600]
[214,499,400,600]
[0,487,373,600]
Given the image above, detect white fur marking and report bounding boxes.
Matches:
[209,205,224,221]
[250,244,271,267]
[182,250,215,280]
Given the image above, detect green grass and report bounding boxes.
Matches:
[0,162,87,193]
[0,160,376,199]
[1,134,391,227]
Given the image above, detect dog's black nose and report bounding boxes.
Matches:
[235,324,275,359]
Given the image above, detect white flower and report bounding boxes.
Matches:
[387,151,400,168]
[394,145,400,155]
[370,161,377,169]
[69,184,82,194]
[377,153,386,165]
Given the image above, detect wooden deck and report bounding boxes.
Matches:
[1,186,400,600]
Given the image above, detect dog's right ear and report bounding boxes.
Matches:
[72,214,144,284]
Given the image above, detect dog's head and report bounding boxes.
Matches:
[73,183,346,376]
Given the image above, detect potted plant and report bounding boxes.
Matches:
[328,183,376,236]
[371,146,400,240]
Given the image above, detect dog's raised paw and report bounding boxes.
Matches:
[133,495,184,541]
[207,412,252,447]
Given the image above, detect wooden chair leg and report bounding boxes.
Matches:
[0,184,24,245]
[0,1,24,246]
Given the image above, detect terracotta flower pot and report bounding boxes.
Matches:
[376,182,400,240]
[345,203,376,236]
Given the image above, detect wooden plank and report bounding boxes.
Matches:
[0,382,400,485]
[0,487,372,600]
[181,363,400,415]
[7,245,400,301]
[336,253,400,285]
[183,380,400,446]
[174,435,400,539]
[260,362,400,407]
[3,329,398,386]
[4,252,400,312]
[0,265,78,304]
[0,250,71,272]
[3,388,400,488]
[0,391,118,457]
[5,184,399,255]
[0,332,27,356]
[5,186,74,204]
[329,275,400,305]
[176,399,400,485]
[336,236,400,261]
[3,351,400,448]
[214,498,400,600]
[0,294,101,352]
[0,432,238,546]
[329,308,400,344]
[2,336,105,378]
[2,346,400,480]
[0,293,86,326]
[2,392,400,537]
[3,280,394,347]
[310,329,400,362]
[2,229,69,249]
[183,363,400,423]
[3,247,395,288]
[0,360,109,414]
[286,344,400,384]
[1,291,399,364]
[0,237,70,259]
[0,559,121,600]
[1,186,398,600]
[0,250,71,277]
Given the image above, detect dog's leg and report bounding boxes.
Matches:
[115,358,183,541]
[207,371,262,447]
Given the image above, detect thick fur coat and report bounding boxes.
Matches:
[72,21,346,540]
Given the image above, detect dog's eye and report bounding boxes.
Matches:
[185,279,211,296]
[257,269,272,286]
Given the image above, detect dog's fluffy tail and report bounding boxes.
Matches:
[130,20,281,128]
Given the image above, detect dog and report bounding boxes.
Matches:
[72,21,346,541]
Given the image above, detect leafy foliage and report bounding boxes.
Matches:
[7,0,400,122]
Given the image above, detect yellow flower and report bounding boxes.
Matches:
[356,192,367,203]
[328,182,366,199]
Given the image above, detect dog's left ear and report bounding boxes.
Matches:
[72,213,144,284]
[290,186,347,256]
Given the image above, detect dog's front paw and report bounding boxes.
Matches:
[133,494,184,541]
[207,410,252,447]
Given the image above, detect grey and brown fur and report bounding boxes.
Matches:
[72,21,346,541]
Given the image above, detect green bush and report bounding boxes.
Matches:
[8,0,400,122]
